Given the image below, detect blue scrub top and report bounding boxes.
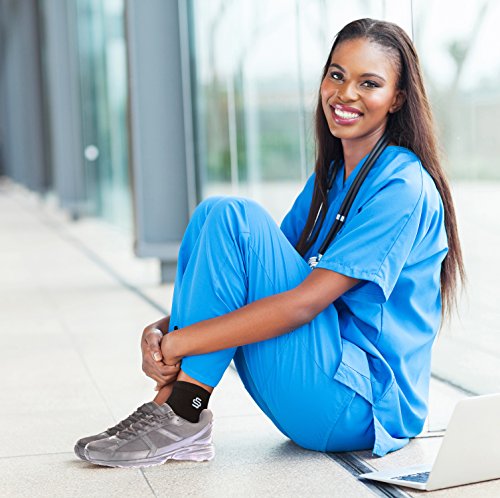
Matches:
[280,146,448,456]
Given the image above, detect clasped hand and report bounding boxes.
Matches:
[141,317,182,390]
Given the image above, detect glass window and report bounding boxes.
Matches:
[189,0,412,221]
[74,0,131,230]
[189,0,305,219]
[413,0,500,394]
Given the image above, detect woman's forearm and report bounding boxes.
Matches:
[165,268,358,363]
[168,289,309,361]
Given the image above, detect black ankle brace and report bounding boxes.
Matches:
[167,381,211,423]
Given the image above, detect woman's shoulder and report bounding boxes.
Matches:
[370,146,424,200]
[378,146,444,213]
[382,145,422,176]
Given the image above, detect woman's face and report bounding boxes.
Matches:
[321,37,403,145]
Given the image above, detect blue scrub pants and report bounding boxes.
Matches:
[169,196,375,452]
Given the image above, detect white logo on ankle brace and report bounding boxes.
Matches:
[192,397,202,409]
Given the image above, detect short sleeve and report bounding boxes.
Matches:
[316,167,424,303]
[280,173,315,246]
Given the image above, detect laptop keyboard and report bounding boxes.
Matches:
[394,471,430,483]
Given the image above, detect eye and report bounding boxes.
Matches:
[329,71,344,82]
[361,80,380,88]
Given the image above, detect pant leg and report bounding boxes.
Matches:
[169,195,325,385]
[326,393,375,452]
[169,195,226,327]
[169,196,373,451]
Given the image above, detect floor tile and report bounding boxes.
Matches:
[0,453,153,498]
[3,184,500,497]
[144,416,373,497]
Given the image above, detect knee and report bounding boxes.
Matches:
[191,196,226,225]
[207,196,269,226]
[195,196,227,213]
[196,196,272,239]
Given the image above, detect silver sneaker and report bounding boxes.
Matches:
[74,402,157,461]
[84,403,214,468]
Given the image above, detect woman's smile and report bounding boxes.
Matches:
[331,104,364,124]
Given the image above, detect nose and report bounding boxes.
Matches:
[338,82,358,103]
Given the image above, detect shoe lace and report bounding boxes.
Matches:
[107,404,147,434]
[115,409,175,441]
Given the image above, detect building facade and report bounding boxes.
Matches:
[2,1,498,266]
[1,0,500,396]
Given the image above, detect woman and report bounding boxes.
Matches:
[75,18,464,468]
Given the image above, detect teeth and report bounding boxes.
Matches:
[334,108,361,119]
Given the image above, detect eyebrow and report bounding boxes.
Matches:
[329,63,387,82]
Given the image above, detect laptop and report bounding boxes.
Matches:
[358,393,500,491]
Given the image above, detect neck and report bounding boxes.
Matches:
[341,130,385,182]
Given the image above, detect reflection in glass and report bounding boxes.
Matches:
[414,0,500,180]
[190,0,305,215]
[189,0,411,220]
[413,0,500,394]
[75,0,131,230]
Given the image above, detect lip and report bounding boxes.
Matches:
[334,104,363,114]
[331,104,363,125]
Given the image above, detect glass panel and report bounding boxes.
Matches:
[189,0,305,219]
[36,2,55,196]
[189,0,412,221]
[75,0,131,230]
[413,0,500,393]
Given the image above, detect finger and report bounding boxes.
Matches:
[158,372,178,385]
[143,360,168,380]
[149,372,169,385]
[156,363,180,375]
[144,356,171,373]
[146,362,177,382]
[145,329,164,361]
[144,353,178,375]
[144,341,162,362]
[144,366,169,383]
[142,326,158,345]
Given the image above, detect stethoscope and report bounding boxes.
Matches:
[307,132,390,269]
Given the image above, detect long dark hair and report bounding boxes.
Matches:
[295,18,465,319]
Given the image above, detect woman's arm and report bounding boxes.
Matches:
[163,269,359,364]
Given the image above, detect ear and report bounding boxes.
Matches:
[389,90,406,113]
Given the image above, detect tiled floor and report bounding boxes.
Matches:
[1,181,499,497]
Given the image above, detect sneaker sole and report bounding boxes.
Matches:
[85,423,215,468]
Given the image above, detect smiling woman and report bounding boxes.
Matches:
[321,38,405,176]
[75,18,465,469]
